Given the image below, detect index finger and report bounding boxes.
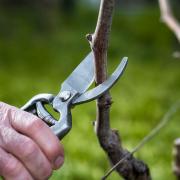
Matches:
[8,104,64,169]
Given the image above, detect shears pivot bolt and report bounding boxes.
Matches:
[58,91,71,101]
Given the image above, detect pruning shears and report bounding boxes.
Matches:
[21,52,128,140]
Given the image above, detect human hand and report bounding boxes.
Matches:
[0,102,64,180]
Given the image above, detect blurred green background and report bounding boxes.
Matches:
[0,0,180,179]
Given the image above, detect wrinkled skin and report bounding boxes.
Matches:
[0,102,64,180]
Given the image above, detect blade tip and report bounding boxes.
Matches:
[121,57,128,65]
[123,56,128,61]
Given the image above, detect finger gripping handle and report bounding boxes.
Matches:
[36,102,57,125]
[51,115,72,140]
[51,100,72,139]
[36,101,72,140]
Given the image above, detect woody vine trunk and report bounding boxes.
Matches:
[87,0,151,179]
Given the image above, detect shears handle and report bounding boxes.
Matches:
[36,101,72,139]
[21,93,72,140]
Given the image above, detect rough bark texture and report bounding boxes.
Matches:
[87,0,151,179]
[173,138,180,180]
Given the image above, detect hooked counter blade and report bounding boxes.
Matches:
[72,57,128,105]
[61,52,94,93]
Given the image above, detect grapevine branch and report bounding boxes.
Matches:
[86,0,150,179]
[158,1,180,178]
[103,100,180,179]
[173,138,180,179]
[158,0,180,43]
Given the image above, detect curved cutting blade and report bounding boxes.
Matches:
[72,57,128,105]
[61,52,95,93]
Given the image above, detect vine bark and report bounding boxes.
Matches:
[87,0,151,179]
[173,139,180,180]
[158,0,180,43]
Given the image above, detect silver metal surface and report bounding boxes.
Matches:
[61,52,94,93]
[52,89,78,139]
[58,91,71,101]
[73,57,128,105]
[22,52,128,140]
[36,102,57,125]
[50,52,95,138]
[21,93,54,111]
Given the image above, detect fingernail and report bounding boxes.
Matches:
[54,156,64,168]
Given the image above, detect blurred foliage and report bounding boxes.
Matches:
[0,4,180,180]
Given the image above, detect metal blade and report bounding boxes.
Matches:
[72,57,128,105]
[60,52,94,93]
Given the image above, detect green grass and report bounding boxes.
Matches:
[0,6,180,180]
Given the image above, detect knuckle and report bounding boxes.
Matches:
[4,157,22,176]
[0,127,14,148]
[0,102,4,109]
[0,102,10,122]
[0,102,7,110]
[26,117,44,133]
[20,139,38,159]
